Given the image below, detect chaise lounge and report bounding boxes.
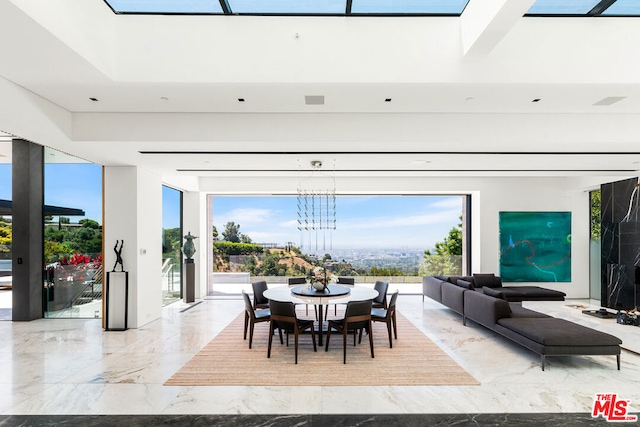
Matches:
[423,274,622,370]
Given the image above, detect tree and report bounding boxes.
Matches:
[212,225,219,241]
[420,218,463,276]
[222,221,241,243]
[80,219,100,229]
[260,254,280,276]
[591,190,601,240]
[0,221,11,247]
[240,233,252,244]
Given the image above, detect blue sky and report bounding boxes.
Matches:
[1,164,182,228]
[44,164,103,221]
[1,163,103,221]
[211,195,462,251]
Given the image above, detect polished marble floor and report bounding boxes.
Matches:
[0,294,638,423]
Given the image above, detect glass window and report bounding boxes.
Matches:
[105,0,471,15]
[227,0,345,14]
[527,0,602,15]
[603,0,640,15]
[0,162,11,320]
[162,185,182,306]
[44,148,103,319]
[351,0,468,14]
[106,0,223,14]
[589,189,601,301]
[208,195,466,296]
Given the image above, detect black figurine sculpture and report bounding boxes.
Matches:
[112,240,124,272]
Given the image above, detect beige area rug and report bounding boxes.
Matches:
[165,310,479,387]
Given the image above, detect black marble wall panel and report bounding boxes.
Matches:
[601,180,613,221]
[601,177,640,310]
[600,222,618,303]
[606,264,635,310]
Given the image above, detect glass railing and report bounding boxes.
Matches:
[162,258,181,306]
[44,252,103,318]
[419,255,463,277]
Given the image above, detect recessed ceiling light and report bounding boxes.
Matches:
[89,97,98,102]
[532,98,541,103]
[238,98,245,102]
[305,95,325,105]
[593,96,626,106]
[384,98,392,102]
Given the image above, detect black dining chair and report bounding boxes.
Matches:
[325,276,356,320]
[268,300,317,364]
[325,299,374,364]
[371,290,398,348]
[242,290,271,349]
[372,280,389,309]
[252,280,269,310]
[288,277,312,316]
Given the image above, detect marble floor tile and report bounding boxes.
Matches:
[0,294,639,423]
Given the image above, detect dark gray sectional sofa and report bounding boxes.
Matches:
[423,275,622,370]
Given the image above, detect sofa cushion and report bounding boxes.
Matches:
[423,276,444,303]
[508,303,552,318]
[497,317,622,346]
[516,286,566,300]
[442,281,465,315]
[473,273,502,288]
[482,286,507,300]
[456,279,473,290]
[446,276,473,285]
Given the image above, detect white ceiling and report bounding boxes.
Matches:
[1,0,639,191]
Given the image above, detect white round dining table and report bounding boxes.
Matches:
[263,285,378,346]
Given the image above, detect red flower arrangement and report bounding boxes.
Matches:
[59,252,102,266]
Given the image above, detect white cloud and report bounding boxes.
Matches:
[340,209,460,230]
[214,208,273,228]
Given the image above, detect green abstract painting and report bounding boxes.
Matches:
[499,211,571,282]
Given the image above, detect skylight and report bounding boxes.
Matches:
[602,0,640,15]
[526,0,640,16]
[103,0,470,15]
[105,0,224,14]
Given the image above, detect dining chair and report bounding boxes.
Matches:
[325,276,356,320]
[242,290,271,349]
[371,290,398,348]
[251,280,269,310]
[268,300,317,364]
[372,280,389,309]
[287,276,312,316]
[325,299,374,364]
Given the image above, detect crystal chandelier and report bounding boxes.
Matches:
[297,160,336,252]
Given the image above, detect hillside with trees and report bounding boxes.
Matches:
[420,217,463,276]
[212,221,357,278]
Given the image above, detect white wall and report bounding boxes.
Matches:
[182,191,209,299]
[105,166,162,328]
